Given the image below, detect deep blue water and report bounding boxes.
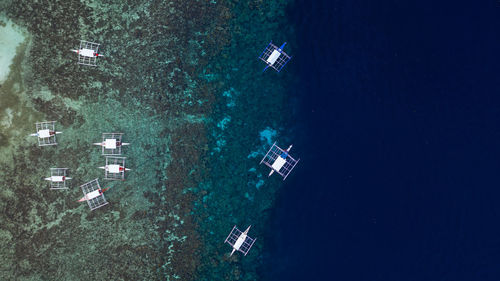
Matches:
[263,1,500,280]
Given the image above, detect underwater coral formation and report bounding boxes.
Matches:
[0,0,294,280]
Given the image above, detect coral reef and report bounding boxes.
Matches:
[0,0,294,280]
[0,0,231,280]
[192,0,296,280]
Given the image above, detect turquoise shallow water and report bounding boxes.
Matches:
[193,2,298,280]
[0,0,294,280]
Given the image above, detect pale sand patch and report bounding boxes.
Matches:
[0,107,13,127]
[0,15,26,84]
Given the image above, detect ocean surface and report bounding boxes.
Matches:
[264,0,500,280]
[1,0,499,280]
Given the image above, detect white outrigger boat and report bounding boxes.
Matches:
[94,133,129,155]
[100,156,130,180]
[260,142,300,180]
[79,179,109,211]
[45,168,71,189]
[258,41,292,72]
[224,225,256,256]
[72,40,103,66]
[30,121,62,146]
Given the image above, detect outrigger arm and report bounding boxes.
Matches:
[93,142,130,147]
